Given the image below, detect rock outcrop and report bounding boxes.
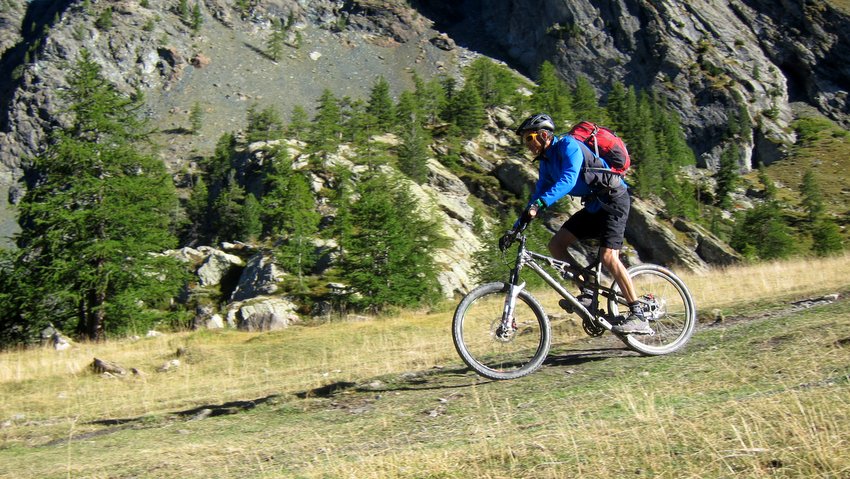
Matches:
[417,0,850,168]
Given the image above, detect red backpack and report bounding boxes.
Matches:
[568,121,631,176]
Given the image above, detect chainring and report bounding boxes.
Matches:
[582,316,606,337]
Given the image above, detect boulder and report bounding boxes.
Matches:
[197,250,245,287]
[193,304,225,329]
[228,296,300,332]
[674,219,743,266]
[230,252,284,301]
[494,157,537,197]
[626,199,709,274]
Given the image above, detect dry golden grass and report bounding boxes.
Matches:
[1,253,849,478]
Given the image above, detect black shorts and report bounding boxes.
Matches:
[562,190,630,250]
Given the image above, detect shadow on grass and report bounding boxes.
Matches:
[545,346,634,368]
[83,395,282,428]
[295,365,493,398]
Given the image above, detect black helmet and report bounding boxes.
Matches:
[516,113,555,135]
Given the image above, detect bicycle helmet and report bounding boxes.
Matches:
[515,113,555,135]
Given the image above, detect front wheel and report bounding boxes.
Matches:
[608,264,697,356]
[452,282,551,380]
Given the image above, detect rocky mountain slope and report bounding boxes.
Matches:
[0,0,846,300]
[416,0,850,164]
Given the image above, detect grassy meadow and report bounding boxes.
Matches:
[1,253,849,478]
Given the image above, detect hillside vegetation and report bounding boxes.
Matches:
[1,254,848,478]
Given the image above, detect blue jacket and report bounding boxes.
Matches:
[530,134,604,213]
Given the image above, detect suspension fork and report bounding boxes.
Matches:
[500,238,529,332]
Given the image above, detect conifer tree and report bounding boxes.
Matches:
[799,169,825,224]
[397,115,430,184]
[395,91,420,131]
[730,202,795,260]
[287,104,310,141]
[340,173,443,311]
[530,61,572,128]
[6,50,184,341]
[310,89,343,152]
[715,144,740,209]
[451,81,486,138]
[182,175,209,244]
[366,76,395,132]
[572,75,604,123]
[260,147,320,280]
[413,74,445,127]
[178,0,189,21]
[266,17,286,61]
[241,193,263,241]
[276,174,320,282]
[811,219,844,256]
[191,2,203,32]
[210,176,248,242]
[189,101,204,134]
[246,103,284,142]
[464,57,518,108]
[340,97,370,146]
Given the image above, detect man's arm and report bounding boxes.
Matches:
[537,139,582,207]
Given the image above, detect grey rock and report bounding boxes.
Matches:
[197,251,245,287]
[626,198,708,274]
[230,252,284,301]
[228,296,300,332]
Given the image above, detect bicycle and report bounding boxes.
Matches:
[452,220,697,380]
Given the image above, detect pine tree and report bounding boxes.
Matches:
[366,76,395,132]
[811,219,844,256]
[95,6,113,30]
[287,104,310,141]
[397,117,430,184]
[266,17,285,61]
[178,0,189,21]
[182,175,209,244]
[7,50,184,341]
[799,169,825,224]
[340,97,370,146]
[275,174,320,282]
[189,101,204,134]
[730,203,795,260]
[572,75,604,123]
[464,57,518,108]
[210,176,247,242]
[340,173,443,311]
[240,193,263,241]
[310,89,342,153]
[530,61,572,128]
[246,103,284,143]
[190,2,203,33]
[395,91,420,131]
[451,81,486,138]
[413,74,445,127]
[715,144,740,209]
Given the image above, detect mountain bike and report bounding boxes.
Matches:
[452,221,697,380]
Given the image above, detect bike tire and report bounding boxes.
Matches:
[452,282,551,380]
[608,264,697,356]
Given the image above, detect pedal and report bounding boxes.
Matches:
[558,299,574,313]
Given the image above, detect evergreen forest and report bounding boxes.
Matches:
[0,52,845,346]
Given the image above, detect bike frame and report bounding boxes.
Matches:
[502,234,630,333]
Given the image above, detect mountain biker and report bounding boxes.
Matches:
[504,113,651,335]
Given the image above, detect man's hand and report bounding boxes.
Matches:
[520,199,544,224]
[498,230,516,252]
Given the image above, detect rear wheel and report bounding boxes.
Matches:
[452,282,551,380]
[608,265,696,355]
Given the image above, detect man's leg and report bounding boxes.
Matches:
[548,228,578,262]
[600,247,636,304]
